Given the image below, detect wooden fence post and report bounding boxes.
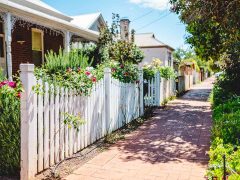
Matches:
[104,68,111,134]
[20,64,37,180]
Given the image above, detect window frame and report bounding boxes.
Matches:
[31,28,44,63]
[0,33,5,59]
[167,51,172,67]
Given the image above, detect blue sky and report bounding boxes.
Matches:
[43,0,187,49]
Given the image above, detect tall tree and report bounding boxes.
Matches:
[170,0,240,94]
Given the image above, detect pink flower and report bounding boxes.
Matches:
[120,64,124,69]
[85,71,91,76]
[8,81,16,88]
[111,68,116,72]
[91,77,97,83]
[17,92,21,98]
[0,80,9,88]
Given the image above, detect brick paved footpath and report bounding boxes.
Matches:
[65,77,214,180]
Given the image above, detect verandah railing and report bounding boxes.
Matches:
[20,64,144,180]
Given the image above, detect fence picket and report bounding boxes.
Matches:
[49,84,55,166]
[43,82,50,168]
[73,90,77,154]
[68,90,73,156]
[59,87,65,161]
[54,86,60,163]
[64,88,69,157]
[37,79,44,172]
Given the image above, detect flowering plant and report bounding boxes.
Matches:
[34,49,99,95]
[143,58,176,80]
[96,60,140,83]
[0,77,22,99]
[0,76,22,175]
[35,66,98,95]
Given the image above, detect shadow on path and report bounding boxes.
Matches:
[65,77,215,180]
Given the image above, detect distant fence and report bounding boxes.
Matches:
[20,64,144,180]
[177,72,201,94]
[144,72,176,106]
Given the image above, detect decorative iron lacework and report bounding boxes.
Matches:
[0,9,65,36]
[0,11,6,22]
[12,15,64,36]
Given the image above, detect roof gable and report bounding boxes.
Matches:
[71,12,106,30]
[135,33,175,51]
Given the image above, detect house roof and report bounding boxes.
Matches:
[71,12,106,29]
[0,0,99,41]
[9,0,72,22]
[135,33,175,51]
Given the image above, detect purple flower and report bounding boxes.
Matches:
[8,81,16,88]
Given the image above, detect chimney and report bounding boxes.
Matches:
[120,18,130,41]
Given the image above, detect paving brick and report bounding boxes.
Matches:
[65,78,214,180]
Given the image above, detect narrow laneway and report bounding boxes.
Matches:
[65,78,214,180]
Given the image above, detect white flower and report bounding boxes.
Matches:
[86,67,94,71]
[88,74,93,79]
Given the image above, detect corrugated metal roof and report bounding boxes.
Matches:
[135,33,174,50]
[71,12,103,29]
[0,0,99,41]
[9,0,72,21]
[135,33,165,47]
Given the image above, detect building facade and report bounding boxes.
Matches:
[0,0,99,79]
[135,33,175,67]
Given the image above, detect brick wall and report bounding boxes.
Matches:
[11,20,64,74]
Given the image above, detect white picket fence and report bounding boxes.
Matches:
[144,72,176,106]
[20,64,144,180]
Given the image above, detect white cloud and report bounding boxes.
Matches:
[129,0,170,10]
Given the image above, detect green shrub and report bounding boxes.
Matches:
[211,80,236,107]
[109,40,144,64]
[207,138,240,179]
[143,66,157,80]
[211,97,240,144]
[44,49,92,74]
[36,51,140,95]
[97,61,139,83]
[142,58,176,80]
[0,79,22,175]
[208,80,240,179]
[159,66,176,80]
[35,49,97,95]
[0,68,5,81]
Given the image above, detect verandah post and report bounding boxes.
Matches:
[5,12,13,81]
[104,68,111,135]
[20,64,37,180]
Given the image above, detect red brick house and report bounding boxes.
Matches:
[0,0,99,80]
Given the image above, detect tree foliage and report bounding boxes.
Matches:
[91,13,144,65]
[170,0,240,63]
[170,0,240,94]
[173,48,195,63]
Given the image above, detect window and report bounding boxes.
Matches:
[168,52,172,67]
[0,36,4,58]
[0,21,3,34]
[32,28,43,66]
[32,29,43,51]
